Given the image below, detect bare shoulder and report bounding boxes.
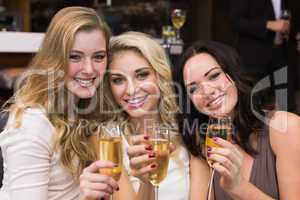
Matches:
[190,154,210,173]
[268,111,300,155]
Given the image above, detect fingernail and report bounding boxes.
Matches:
[144,135,149,140]
[116,186,120,191]
[148,152,156,158]
[145,145,152,151]
[207,147,212,151]
[213,137,218,142]
[151,164,156,168]
[207,153,211,157]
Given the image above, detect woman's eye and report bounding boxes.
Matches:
[209,72,221,80]
[111,77,124,85]
[94,54,106,62]
[188,85,198,95]
[69,54,81,61]
[137,71,150,80]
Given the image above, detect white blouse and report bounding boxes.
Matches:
[0,108,79,200]
[123,135,190,200]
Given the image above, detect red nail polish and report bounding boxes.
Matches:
[149,152,156,158]
[145,145,153,151]
[207,153,211,157]
[144,135,149,140]
[151,164,156,168]
[213,137,218,142]
[207,147,212,151]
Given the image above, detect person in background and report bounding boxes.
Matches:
[0,7,135,200]
[172,40,300,199]
[104,31,209,200]
[229,0,298,112]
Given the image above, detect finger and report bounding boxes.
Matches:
[129,152,156,169]
[82,181,114,194]
[212,162,232,180]
[80,173,119,191]
[212,137,234,149]
[208,152,236,172]
[127,144,153,158]
[208,146,242,167]
[214,137,243,161]
[84,161,116,173]
[81,188,111,200]
[131,163,157,177]
[131,134,150,145]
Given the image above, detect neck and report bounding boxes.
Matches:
[130,114,160,134]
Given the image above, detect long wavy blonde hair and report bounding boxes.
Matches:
[5,7,111,177]
[104,32,183,160]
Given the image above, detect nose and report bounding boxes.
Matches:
[82,58,94,75]
[201,83,216,96]
[126,79,137,96]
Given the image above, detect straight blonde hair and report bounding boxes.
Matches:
[5,7,112,177]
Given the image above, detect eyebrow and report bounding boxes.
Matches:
[135,67,151,73]
[109,66,151,76]
[70,50,107,54]
[185,67,220,87]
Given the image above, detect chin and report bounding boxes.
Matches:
[125,110,147,118]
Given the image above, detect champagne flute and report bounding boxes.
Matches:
[205,116,232,166]
[171,9,186,41]
[147,125,170,200]
[94,123,123,199]
[205,117,232,200]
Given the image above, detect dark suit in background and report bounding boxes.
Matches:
[230,0,296,112]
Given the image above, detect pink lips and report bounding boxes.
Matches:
[127,102,145,110]
[124,96,147,110]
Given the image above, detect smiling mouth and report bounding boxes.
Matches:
[74,77,96,87]
[124,96,147,109]
[207,94,225,109]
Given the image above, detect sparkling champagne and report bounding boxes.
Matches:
[148,138,169,186]
[171,15,186,29]
[99,137,123,181]
[205,124,231,166]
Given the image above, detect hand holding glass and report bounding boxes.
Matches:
[205,117,232,167]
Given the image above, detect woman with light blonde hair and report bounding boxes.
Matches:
[104,31,205,199]
[0,6,135,200]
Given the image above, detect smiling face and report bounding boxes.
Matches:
[65,29,107,99]
[183,53,238,117]
[109,50,160,119]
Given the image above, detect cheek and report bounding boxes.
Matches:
[96,62,107,76]
[141,77,160,95]
[110,84,125,101]
[191,95,205,110]
[228,86,238,105]
[67,63,81,77]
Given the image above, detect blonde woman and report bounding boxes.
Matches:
[104,32,208,200]
[0,7,134,200]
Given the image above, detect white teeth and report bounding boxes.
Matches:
[126,96,146,104]
[75,78,94,87]
[208,95,224,107]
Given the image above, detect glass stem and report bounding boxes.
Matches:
[176,28,180,40]
[110,194,113,200]
[154,186,159,200]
